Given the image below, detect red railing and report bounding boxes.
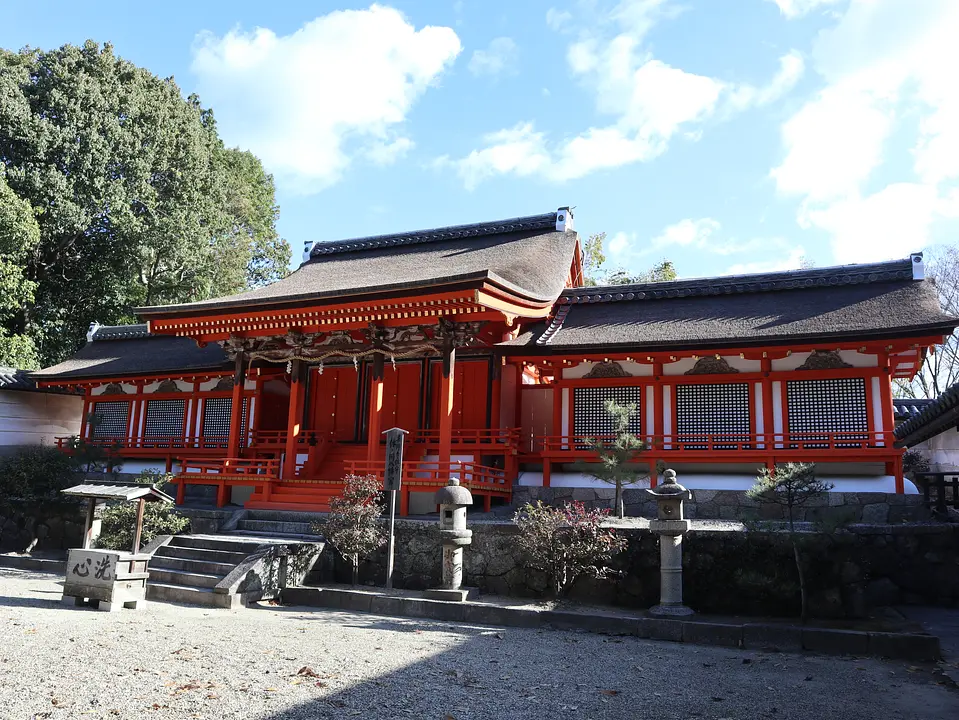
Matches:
[537,430,897,454]
[345,459,510,494]
[55,435,232,451]
[411,428,520,450]
[178,457,280,478]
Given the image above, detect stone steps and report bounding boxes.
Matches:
[147,535,259,608]
[146,582,230,608]
[149,555,237,576]
[170,535,263,554]
[236,518,320,537]
[155,545,249,564]
[148,568,223,589]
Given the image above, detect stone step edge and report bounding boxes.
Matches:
[279,587,941,663]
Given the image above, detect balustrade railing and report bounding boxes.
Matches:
[345,459,509,493]
[178,457,280,478]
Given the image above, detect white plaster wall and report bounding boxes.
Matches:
[663,356,761,375]
[645,386,654,438]
[662,385,672,443]
[562,361,652,379]
[109,459,167,474]
[0,391,83,448]
[517,470,911,493]
[915,429,959,471]
[772,381,783,445]
[200,378,226,391]
[871,377,885,443]
[142,380,191,393]
[772,350,878,372]
[561,388,570,437]
[754,383,764,435]
[92,383,137,396]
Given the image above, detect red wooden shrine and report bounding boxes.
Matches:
[34,209,957,513]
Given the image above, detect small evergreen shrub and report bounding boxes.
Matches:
[93,470,188,550]
[312,474,386,585]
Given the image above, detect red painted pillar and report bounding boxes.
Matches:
[761,357,774,454]
[439,345,455,468]
[367,354,385,462]
[652,362,664,487]
[283,359,306,479]
[227,352,247,458]
[878,353,903,493]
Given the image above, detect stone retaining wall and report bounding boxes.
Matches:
[508,487,931,524]
[313,520,959,619]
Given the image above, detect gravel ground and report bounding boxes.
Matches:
[1,568,957,720]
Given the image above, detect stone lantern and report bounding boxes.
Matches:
[425,477,477,602]
[645,469,694,617]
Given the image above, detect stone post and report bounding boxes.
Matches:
[645,469,694,617]
[425,477,478,602]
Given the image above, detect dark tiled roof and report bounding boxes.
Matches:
[893,398,936,421]
[31,329,229,380]
[503,258,957,352]
[0,367,36,391]
[894,384,959,446]
[137,211,577,315]
[91,324,150,340]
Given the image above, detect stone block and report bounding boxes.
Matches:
[742,623,803,652]
[369,594,405,616]
[404,598,467,622]
[543,610,636,635]
[681,621,742,648]
[718,505,741,521]
[868,632,940,662]
[463,604,543,629]
[802,627,870,655]
[860,504,890,524]
[693,490,718,504]
[595,488,616,500]
[337,591,373,613]
[642,617,683,642]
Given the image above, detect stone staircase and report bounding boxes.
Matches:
[232,509,326,540]
[146,531,323,608]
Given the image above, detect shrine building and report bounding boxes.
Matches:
[33,208,958,514]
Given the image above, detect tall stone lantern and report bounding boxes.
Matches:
[425,477,477,602]
[645,469,694,617]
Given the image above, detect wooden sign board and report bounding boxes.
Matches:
[383,427,406,491]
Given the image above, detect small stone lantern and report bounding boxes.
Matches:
[425,477,477,602]
[645,469,694,617]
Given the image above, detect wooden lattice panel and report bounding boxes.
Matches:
[90,401,131,439]
[573,386,643,437]
[675,383,751,448]
[786,378,867,446]
[143,399,186,443]
[201,397,249,447]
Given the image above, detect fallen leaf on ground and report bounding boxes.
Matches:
[601,690,619,696]
[297,666,322,678]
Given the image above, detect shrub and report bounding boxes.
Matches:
[94,470,188,551]
[746,462,832,622]
[0,444,82,551]
[513,500,627,597]
[313,474,385,585]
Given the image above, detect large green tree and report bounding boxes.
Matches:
[0,41,290,366]
[581,232,677,286]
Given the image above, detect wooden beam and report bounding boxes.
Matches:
[228,352,247,457]
[367,354,385,462]
[131,498,146,554]
[439,345,456,466]
[283,360,306,479]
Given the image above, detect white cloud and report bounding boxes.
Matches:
[191,5,461,193]
[608,231,633,255]
[468,37,518,77]
[770,0,959,261]
[651,218,721,250]
[723,245,807,275]
[445,1,800,187]
[727,51,805,112]
[442,122,551,190]
[546,7,573,32]
[801,184,942,263]
[768,0,844,19]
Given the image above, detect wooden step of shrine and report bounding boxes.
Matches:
[244,482,344,512]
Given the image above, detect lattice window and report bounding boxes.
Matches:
[573,386,643,439]
[200,397,249,448]
[90,401,131,440]
[143,399,186,447]
[675,383,751,449]
[786,378,867,448]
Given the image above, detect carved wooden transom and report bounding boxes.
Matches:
[685,357,739,375]
[155,379,180,393]
[102,382,126,395]
[583,361,631,378]
[214,376,234,391]
[797,350,852,371]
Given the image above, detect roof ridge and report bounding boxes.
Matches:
[309,211,558,259]
[91,323,151,341]
[560,258,915,306]
[894,382,959,443]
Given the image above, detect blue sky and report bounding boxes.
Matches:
[4,0,959,280]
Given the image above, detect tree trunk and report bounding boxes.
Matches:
[351,556,359,586]
[792,537,808,623]
[615,482,624,519]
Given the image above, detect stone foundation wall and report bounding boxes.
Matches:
[0,501,85,553]
[508,487,930,524]
[313,520,959,619]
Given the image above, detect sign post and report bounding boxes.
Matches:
[382,427,408,590]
